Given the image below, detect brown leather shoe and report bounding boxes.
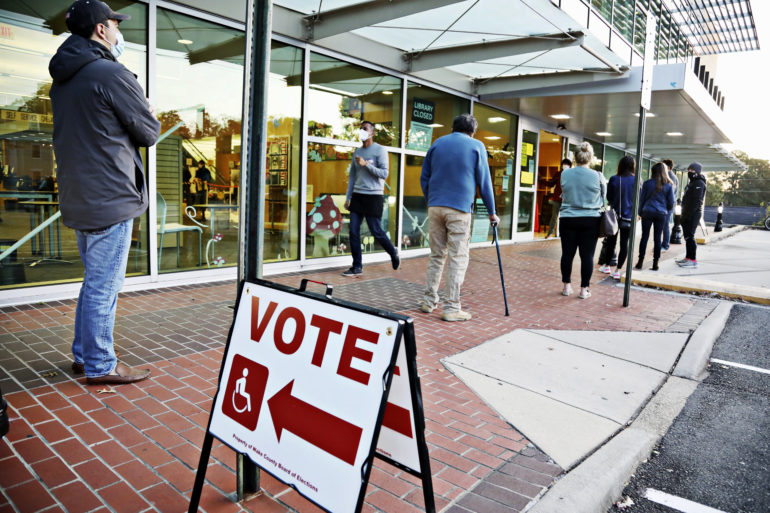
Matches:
[72,350,120,375]
[86,363,150,385]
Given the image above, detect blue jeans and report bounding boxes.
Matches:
[349,210,396,270]
[661,209,673,249]
[72,219,133,377]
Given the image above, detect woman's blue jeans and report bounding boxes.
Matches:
[72,219,133,377]
[349,210,396,270]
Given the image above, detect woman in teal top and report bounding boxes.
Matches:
[559,142,606,299]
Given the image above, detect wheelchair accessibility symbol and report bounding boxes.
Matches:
[222,354,269,431]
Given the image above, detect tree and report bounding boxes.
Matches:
[705,151,770,207]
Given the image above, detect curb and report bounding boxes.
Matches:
[673,301,733,380]
[525,303,732,513]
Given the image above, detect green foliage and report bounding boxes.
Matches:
[705,151,770,207]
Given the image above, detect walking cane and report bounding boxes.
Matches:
[492,224,510,316]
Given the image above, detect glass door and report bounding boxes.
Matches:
[514,127,539,240]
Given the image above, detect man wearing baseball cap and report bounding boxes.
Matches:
[49,1,160,385]
[677,162,707,268]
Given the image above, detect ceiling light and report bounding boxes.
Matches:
[484,136,501,140]
[666,131,684,136]
[428,123,444,128]
[488,117,506,123]
[382,91,393,95]
[596,132,612,137]
[550,114,571,120]
[178,39,193,45]
[634,112,656,117]
[551,138,559,142]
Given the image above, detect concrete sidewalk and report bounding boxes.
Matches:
[0,236,739,513]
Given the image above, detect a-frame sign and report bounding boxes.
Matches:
[188,279,434,513]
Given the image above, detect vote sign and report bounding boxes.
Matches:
[209,282,401,513]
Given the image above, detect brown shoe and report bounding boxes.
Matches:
[72,350,120,375]
[86,363,150,385]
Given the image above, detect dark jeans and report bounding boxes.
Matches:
[599,226,632,269]
[639,213,667,261]
[682,217,699,260]
[661,209,673,249]
[560,216,600,288]
[349,210,397,270]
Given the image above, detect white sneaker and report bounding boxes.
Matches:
[612,270,621,280]
[441,310,472,322]
[599,265,612,274]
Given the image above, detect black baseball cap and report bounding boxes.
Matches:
[65,0,130,37]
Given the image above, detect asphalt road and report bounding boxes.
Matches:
[609,303,770,513]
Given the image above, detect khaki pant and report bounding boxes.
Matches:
[424,206,472,313]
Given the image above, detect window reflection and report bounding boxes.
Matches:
[474,104,517,240]
[265,41,302,262]
[155,8,243,273]
[307,53,401,146]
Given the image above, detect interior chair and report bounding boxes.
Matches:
[157,192,202,268]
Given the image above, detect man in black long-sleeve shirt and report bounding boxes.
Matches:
[677,162,707,268]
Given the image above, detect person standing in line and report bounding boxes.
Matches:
[342,121,399,276]
[558,142,605,300]
[634,162,675,271]
[600,156,636,279]
[660,158,679,251]
[420,114,499,321]
[541,158,571,238]
[677,162,707,268]
[49,0,159,384]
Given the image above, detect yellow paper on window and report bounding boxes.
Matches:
[521,154,528,167]
[521,171,534,185]
[524,142,534,156]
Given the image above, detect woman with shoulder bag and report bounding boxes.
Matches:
[635,162,675,271]
[602,156,636,280]
[559,142,606,299]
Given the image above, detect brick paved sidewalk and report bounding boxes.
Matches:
[0,240,696,513]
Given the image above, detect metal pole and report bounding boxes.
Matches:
[235,0,272,499]
[623,107,647,307]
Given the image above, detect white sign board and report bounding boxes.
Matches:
[209,282,401,513]
[641,11,657,110]
[375,341,420,472]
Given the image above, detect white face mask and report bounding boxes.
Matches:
[103,24,125,58]
[358,129,371,143]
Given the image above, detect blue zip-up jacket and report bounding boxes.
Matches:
[420,132,496,215]
[639,179,675,217]
[607,174,635,220]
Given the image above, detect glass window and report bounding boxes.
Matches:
[405,83,470,152]
[613,1,634,42]
[306,144,398,259]
[307,53,401,146]
[0,2,147,290]
[155,9,244,273]
[474,104,518,239]
[265,42,303,263]
[401,155,429,249]
[603,146,624,181]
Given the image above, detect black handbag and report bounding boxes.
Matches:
[599,207,618,238]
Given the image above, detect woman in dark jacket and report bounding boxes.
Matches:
[600,156,636,280]
[635,162,675,271]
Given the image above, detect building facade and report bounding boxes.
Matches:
[0,0,756,304]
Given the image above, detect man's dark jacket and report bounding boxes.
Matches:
[49,35,160,230]
[680,173,707,230]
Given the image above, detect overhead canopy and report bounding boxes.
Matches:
[665,0,760,54]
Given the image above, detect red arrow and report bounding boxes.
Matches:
[382,402,413,438]
[267,380,363,465]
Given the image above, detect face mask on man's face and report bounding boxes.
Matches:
[103,24,125,58]
[358,129,371,143]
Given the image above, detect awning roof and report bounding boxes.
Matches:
[665,0,760,54]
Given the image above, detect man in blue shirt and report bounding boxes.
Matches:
[420,114,499,321]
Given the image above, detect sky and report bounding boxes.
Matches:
[714,1,770,161]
